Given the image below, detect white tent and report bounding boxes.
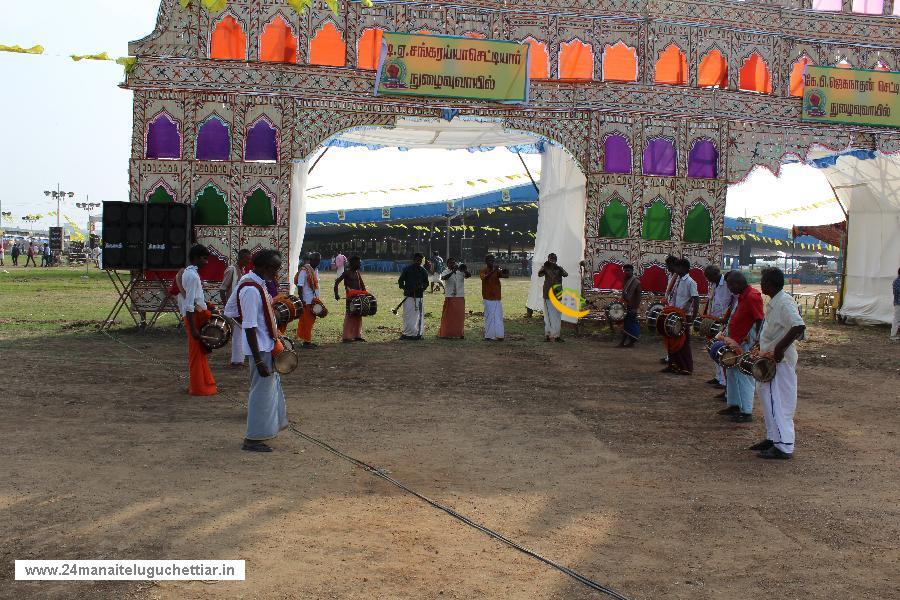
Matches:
[807,148,900,325]
[289,118,586,302]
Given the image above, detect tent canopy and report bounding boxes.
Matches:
[807,148,900,325]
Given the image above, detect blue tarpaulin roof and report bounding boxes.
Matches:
[306,183,538,226]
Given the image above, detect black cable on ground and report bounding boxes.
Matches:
[99,330,633,600]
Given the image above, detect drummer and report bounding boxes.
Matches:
[716,272,764,423]
[754,267,806,460]
[233,249,288,453]
[220,248,252,368]
[617,264,642,348]
[662,259,698,375]
[334,255,367,343]
[437,258,470,339]
[294,252,321,348]
[704,266,734,389]
[176,245,218,397]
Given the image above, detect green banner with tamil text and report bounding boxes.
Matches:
[801,66,900,128]
[375,32,529,103]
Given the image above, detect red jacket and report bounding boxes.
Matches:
[728,286,765,343]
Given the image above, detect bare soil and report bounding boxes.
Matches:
[0,320,897,599]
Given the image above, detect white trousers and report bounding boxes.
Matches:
[402,296,424,337]
[483,300,505,339]
[759,361,798,454]
[715,364,726,385]
[543,298,562,338]
[891,305,900,338]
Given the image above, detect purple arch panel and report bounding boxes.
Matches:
[603,135,631,174]
[643,138,676,176]
[687,139,718,179]
[196,117,231,161]
[146,114,180,159]
[245,119,278,161]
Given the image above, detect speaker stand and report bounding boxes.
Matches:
[99,270,141,331]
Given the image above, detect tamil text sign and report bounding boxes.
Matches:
[801,66,900,128]
[376,33,529,103]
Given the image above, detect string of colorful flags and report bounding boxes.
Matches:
[307,173,538,200]
[723,233,839,252]
[0,44,137,73]
[747,198,840,220]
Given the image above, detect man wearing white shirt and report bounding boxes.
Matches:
[437,258,469,339]
[227,249,287,453]
[220,249,252,368]
[704,265,734,389]
[753,267,806,460]
[294,252,322,348]
[664,258,699,375]
[176,245,217,396]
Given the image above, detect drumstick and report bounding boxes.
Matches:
[390,297,407,315]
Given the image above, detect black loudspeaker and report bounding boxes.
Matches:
[102,201,145,269]
[738,243,755,266]
[144,202,191,270]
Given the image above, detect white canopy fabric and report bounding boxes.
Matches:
[526,146,587,321]
[807,148,900,325]
[334,117,540,149]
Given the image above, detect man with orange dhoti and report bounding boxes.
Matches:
[176,245,218,396]
[438,258,470,339]
[294,252,321,348]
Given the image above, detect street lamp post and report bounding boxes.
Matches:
[75,200,101,277]
[44,184,75,228]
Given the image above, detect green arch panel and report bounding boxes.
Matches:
[598,198,628,238]
[148,186,174,204]
[242,188,275,226]
[194,186,229,225]
[683,203,712,244]
[641,200,672,241]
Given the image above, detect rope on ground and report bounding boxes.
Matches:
[99,329,633,600]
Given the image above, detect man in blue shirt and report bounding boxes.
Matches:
[891,267,900,341]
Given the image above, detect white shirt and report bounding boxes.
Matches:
[176,265,207,316]
[707,275,732,317]
[759,290,805,369]
[672,274,699,312]
[442,268,466,298]
[296,268,320,304]
[219,264,241,293]
[228,272,275,354]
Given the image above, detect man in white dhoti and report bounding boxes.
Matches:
[479,254,508,341]
[752,267,806,460]
[397,253,429,340]
[220,248,252,368]
[538,253,569,342]
[704,265,734,391]
[225,249,288,453]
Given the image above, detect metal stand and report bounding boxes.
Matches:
[100,270,140,331]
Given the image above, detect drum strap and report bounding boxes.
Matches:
[235,280,278,340]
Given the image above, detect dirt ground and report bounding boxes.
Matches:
[1,316,898,599]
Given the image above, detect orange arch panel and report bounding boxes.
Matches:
[310,22,346,67]
[559,39,594,80]
[357,28,383,70]
[210,15,247,60]
[464,32,486,39]
[654,45,687,85]
[698,49,728,88]
[789,56,813,97]
[524,38,549,79]
[602,42,638,82]
[260,15,297,63]
[739,53,772,94]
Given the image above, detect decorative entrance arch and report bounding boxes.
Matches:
[125,0,900,304]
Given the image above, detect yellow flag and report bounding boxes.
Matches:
[0,44,44,54]
[71,52,110,62]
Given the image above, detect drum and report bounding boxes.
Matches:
[272,294,303,327]
[738,354,777,383]
[663,313,685,338]
[272,336,299,375]
[693,315,722,338]
[199,311,232,350]
[708,339,726,362]
[717,345,743,368]
[311,301,328,318]
[347,293,378,317]
[646,303,665,329]
[605,300,626,323]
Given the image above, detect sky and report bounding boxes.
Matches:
[0,0,843,235]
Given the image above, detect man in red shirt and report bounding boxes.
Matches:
[716,272,765,422]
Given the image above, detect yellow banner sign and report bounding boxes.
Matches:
[801,66,900,128]
[376,32,529,103]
